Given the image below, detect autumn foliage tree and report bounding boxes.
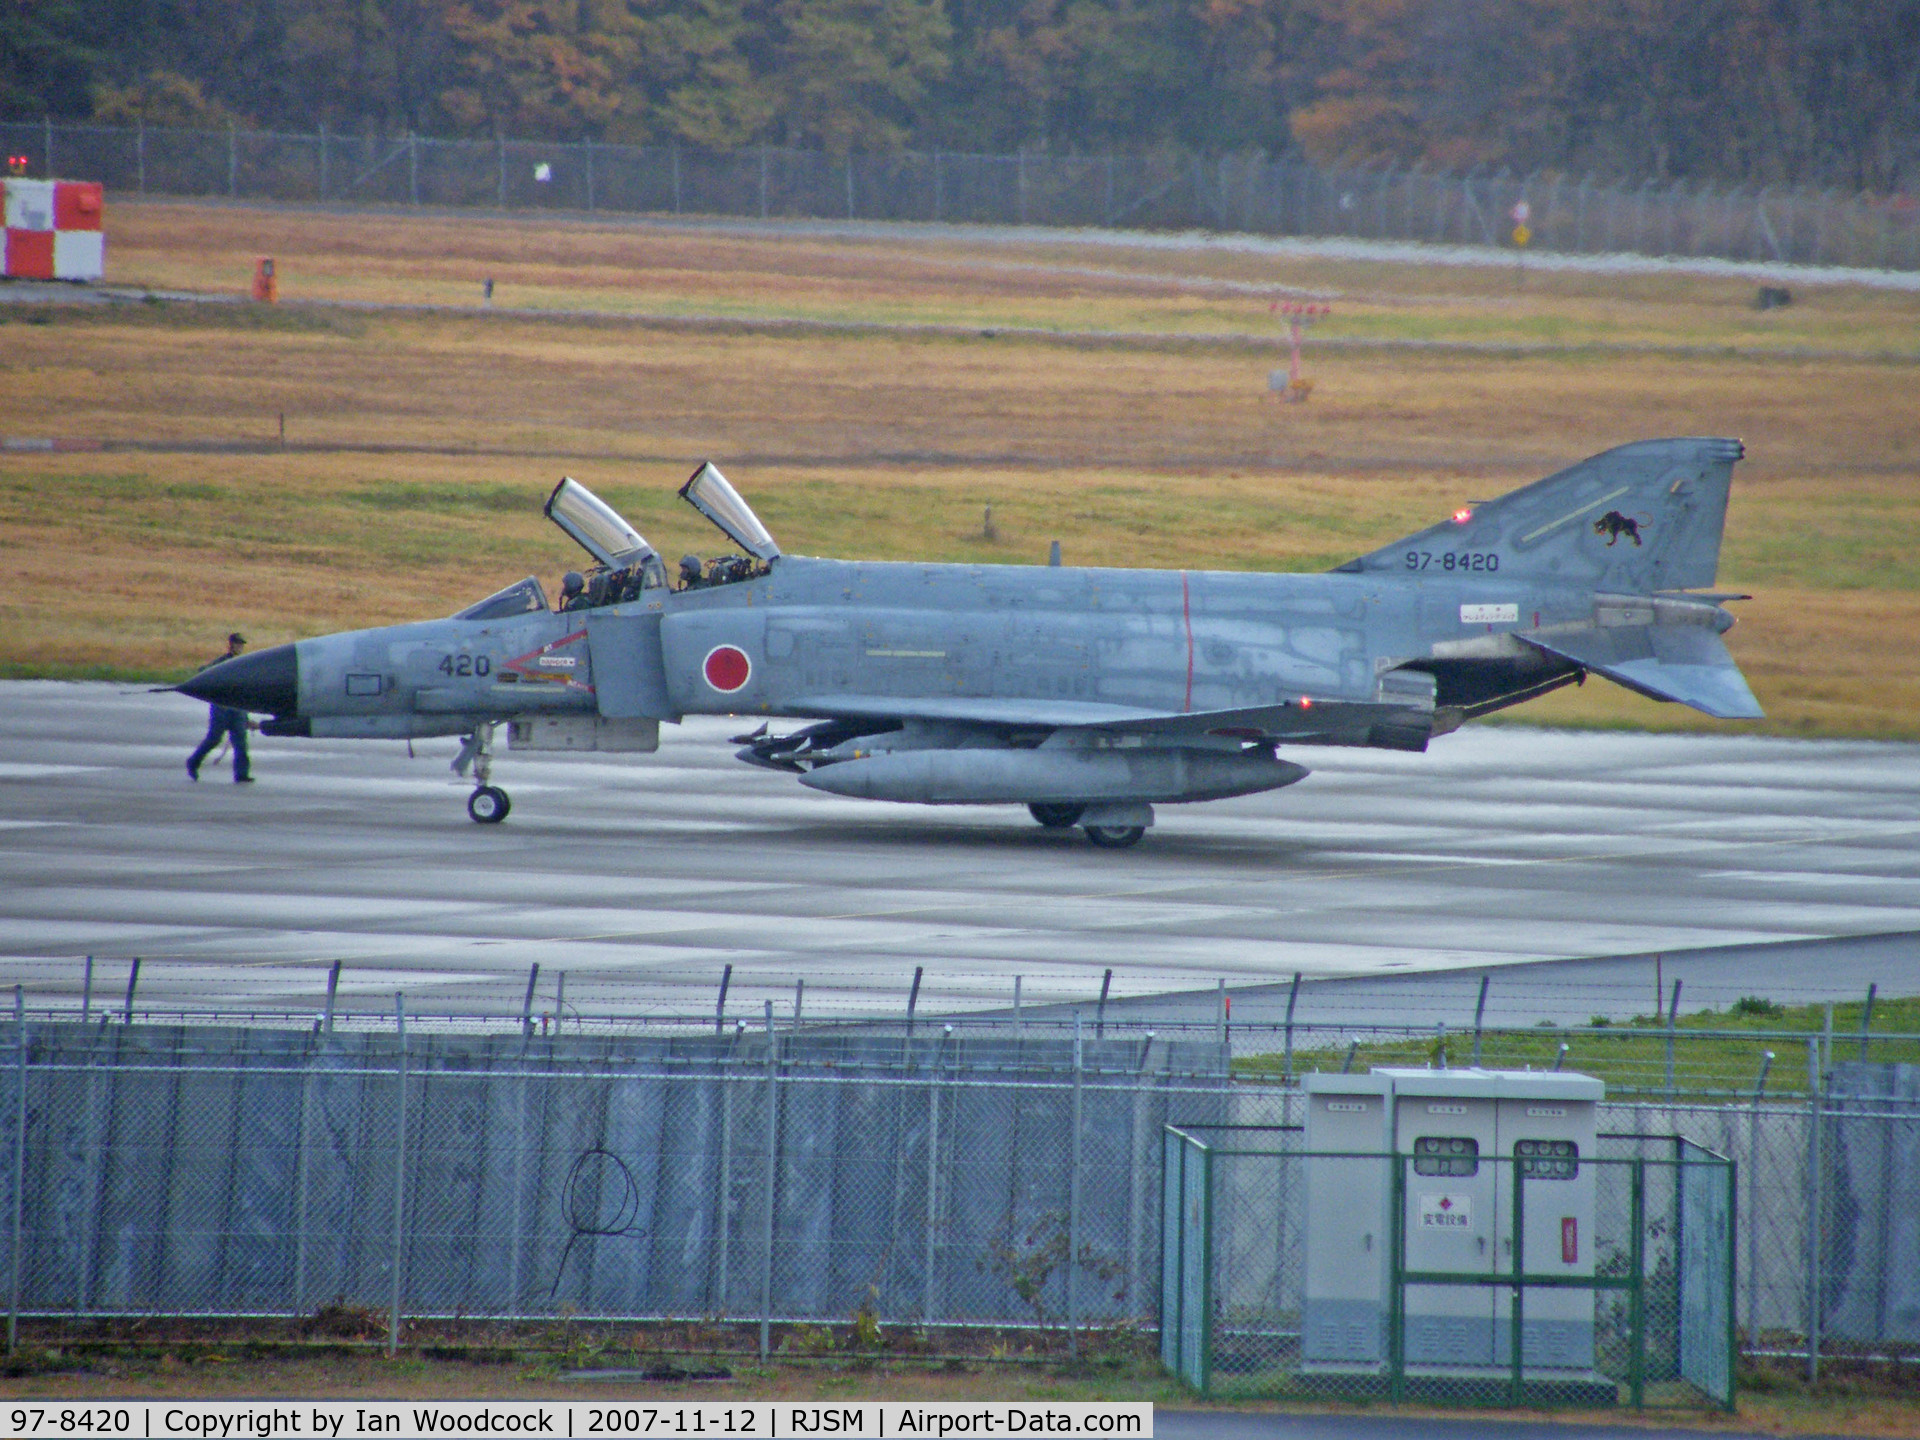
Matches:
[435,0,628,136]
[774,0,950,152]
[4,0,1915,190]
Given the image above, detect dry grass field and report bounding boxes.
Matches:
[2,200,1917,737]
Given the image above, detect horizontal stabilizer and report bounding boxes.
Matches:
[1523,627,1764,720]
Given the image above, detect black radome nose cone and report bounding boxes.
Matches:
[178,643,299,715]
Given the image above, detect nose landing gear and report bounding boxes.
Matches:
[453,723,511,823]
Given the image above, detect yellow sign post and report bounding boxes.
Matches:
[1509,201,1533,285]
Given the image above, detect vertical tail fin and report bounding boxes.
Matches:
[1343,438,1744,591]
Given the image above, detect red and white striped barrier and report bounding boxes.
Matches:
[3,178,105,281]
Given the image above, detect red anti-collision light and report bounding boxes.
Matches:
[703,645,752,692]
[1453,507,1474,524]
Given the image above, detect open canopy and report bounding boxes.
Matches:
[544,477,660,570]
[680,462,781,561]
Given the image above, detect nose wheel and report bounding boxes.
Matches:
[467,785,511,824]
[1084,823,1146,848]
[454,723,510,823]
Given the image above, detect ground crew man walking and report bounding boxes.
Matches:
[187,633,256,783]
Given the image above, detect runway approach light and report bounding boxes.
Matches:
[1268,300,1331,403]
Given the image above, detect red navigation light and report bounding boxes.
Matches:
[1453,507,1473,524]
[1299,696,1313,709]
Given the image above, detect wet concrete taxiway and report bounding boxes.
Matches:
[1,682,1916,1023]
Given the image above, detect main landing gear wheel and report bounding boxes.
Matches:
[1028,803,1086,829]
[1084,824,1146,849]
[467,786,511,824]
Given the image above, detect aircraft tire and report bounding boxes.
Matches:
[467,786,511,824]
[1028,803,1086,829]
[1084,824,1145,849]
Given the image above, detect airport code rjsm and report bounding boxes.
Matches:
[3,1404,1150,1439]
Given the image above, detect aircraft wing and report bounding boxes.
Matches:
[1520,626,1764,720]
[1079,699,1432,748]
[788,695,1166,728]
[785,694,1436,749]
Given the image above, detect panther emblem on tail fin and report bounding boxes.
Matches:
[1593,511,1644,547]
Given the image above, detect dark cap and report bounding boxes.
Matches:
[228,632,247,646]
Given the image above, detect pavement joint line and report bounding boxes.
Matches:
[8,817,1917,925]
[71,816,1900,969]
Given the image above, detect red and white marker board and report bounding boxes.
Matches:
[3,179,104,281]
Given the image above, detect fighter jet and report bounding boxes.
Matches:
[179,438,1762,848]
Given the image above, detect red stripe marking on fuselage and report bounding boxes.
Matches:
[503,628,592,691]
[1181,571,1194,712]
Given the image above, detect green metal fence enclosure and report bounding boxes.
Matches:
[1159,1127,1210,1389]
[1677,1138,1737,1402]
[1160,1125,1735,1410]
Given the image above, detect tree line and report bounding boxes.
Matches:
[5,0,1917,191]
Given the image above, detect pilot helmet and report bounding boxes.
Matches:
[679,554,703,579]
[561,571,585,598]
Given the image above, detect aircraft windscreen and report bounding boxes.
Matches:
[545,477,659,569]
[680,462,781,562]
[454,576,550,620]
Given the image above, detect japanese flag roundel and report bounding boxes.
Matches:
[703,644,752,693]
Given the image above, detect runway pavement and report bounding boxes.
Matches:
[0,681,1916,1025]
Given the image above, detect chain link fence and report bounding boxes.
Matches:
[3,119,1917,271]
[0,1019,1229,1342]
[0,1008,1908,1401]
[22,958,1917,1105]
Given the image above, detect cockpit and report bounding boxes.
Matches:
[659,462,783,593]
[454,575,552,620]
[557,562,660,611]
[451,465,783,620]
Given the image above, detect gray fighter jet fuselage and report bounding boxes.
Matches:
[181,439,1762,846]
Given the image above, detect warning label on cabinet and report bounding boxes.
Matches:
[1419,1193,1473,1228]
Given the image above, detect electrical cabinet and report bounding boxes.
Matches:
[1491,1086,1600,1368]
[1301,1074,1392,1362]
[1303,1068,1602,1375]
[1396,1080,1500,1364]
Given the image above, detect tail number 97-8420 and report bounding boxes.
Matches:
[1406,551,1499,572]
